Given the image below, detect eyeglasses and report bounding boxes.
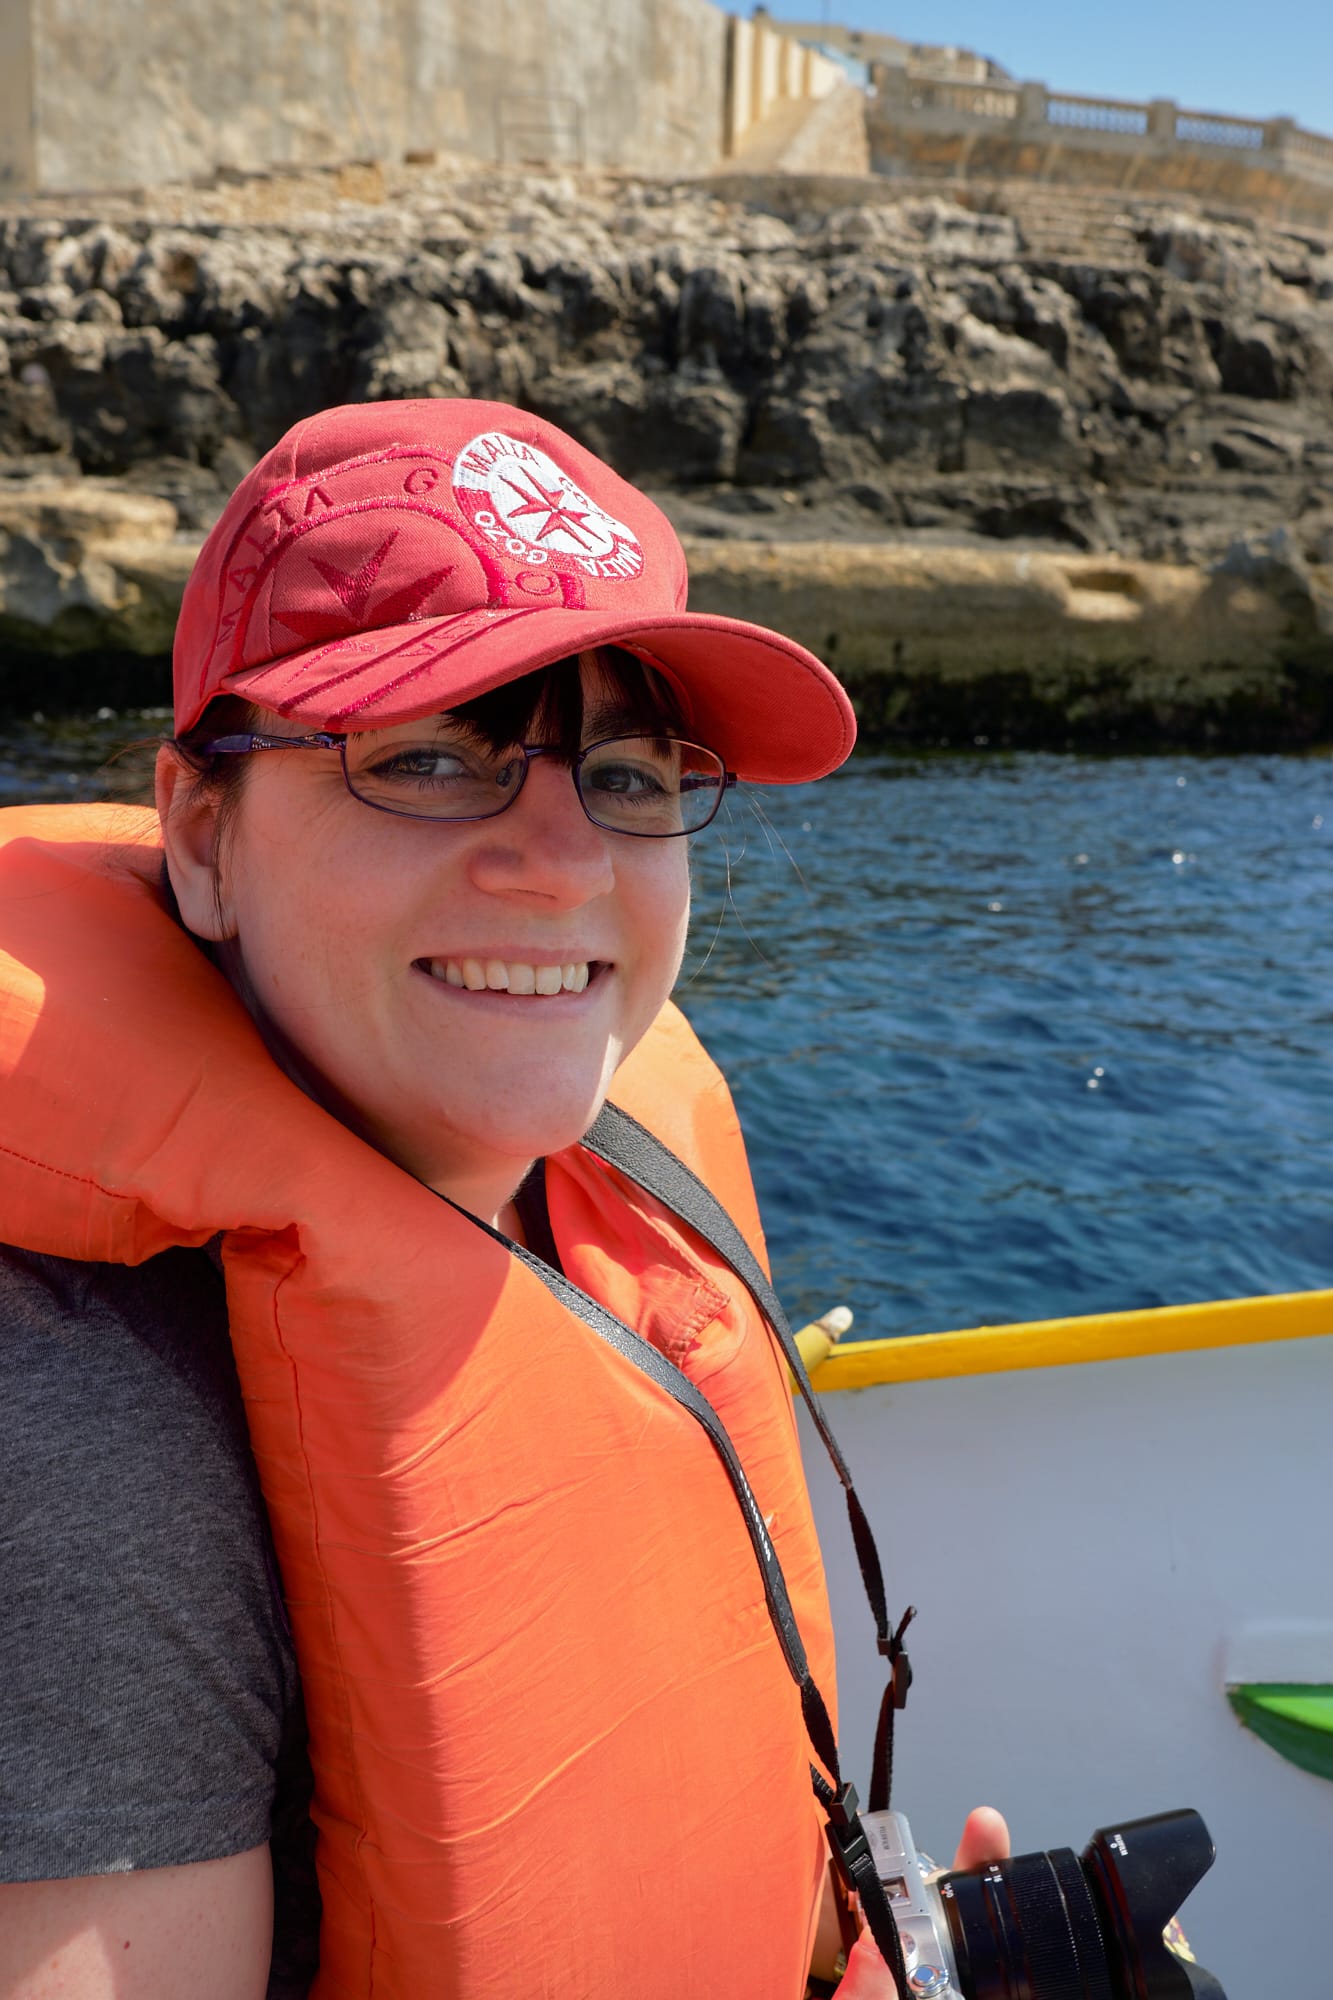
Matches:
[194,729,736,838]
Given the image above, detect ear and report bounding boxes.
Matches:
[155,745,234,941]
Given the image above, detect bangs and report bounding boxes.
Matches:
[176,647,692,770]
[449,648,687,759]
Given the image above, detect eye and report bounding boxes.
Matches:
[581,739,679,799]
[586,758,668,797]
[369,747,472,781]
[358,741,498,789]
[346,738,523,814]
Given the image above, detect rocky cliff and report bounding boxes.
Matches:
[2,162,1332,740]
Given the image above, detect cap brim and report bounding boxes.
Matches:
[217,604,856,784]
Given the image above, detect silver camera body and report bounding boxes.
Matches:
[859,1808,964,1999]
[856,1802,1225,2000]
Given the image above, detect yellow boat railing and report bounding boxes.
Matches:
[793,1287,1333,1391]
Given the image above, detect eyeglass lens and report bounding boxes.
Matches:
[341,732,727,836]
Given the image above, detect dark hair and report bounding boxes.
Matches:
[171,645,688,812]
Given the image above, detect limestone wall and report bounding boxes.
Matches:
[728,83,869,177]
[23,0,728,193]
[724,12,845,159]
[0,1,36,196]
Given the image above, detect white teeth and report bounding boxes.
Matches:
[428,957,594,996]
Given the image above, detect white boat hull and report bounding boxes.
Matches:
[803,1326,1333,1994]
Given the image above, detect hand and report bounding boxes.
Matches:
[947,1806,1010,1874]
[834,1807,1011,1998]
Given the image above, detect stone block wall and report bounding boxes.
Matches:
[0,2,36,196]
[735,84,869,177]
[4,0,730,193]
[723,12,844,159]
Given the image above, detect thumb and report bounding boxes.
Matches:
[952,1804,1011,1871]
[834,1926,899,1998]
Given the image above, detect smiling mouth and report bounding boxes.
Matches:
[416,957,604,996]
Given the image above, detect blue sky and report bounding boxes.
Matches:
[755,2,1333,132]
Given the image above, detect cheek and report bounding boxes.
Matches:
[668,883,691,970]
[221,800,371,1004]
[227,874,329,1016]
[635,856,691,984]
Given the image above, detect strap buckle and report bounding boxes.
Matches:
[824,1781,874,1888]
[826,1778,861,1829]
[877,1604,916,1708]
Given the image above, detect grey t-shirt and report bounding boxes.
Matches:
[0,1242,320,1997]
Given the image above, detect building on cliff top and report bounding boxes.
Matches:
[1,0,1329,232]
[759,9,1333,230]
[750,8,1009,88]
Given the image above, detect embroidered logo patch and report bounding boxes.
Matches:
[452,430,644,583]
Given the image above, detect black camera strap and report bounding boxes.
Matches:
[582,1103,914,1817]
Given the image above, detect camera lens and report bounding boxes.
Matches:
[939,1847,1114,2000]
[935,1809,1225,2000]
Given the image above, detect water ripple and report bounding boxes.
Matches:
[680,751,1333,1336]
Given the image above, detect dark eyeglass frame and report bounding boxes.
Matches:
[191,730,737,839]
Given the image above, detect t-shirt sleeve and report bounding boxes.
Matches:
[0,1243,298,1881]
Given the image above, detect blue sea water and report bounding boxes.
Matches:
[679,751,1333,1336]
[6,718,1332,1337]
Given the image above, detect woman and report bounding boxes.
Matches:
[0,399,1004,1997]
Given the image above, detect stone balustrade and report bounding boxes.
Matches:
[870,62,1333,219]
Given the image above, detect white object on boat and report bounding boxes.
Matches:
[799,1289,1333,1997]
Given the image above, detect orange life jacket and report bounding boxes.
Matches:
[0,804,837,1999]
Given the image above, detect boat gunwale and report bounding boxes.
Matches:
[806,1288,1333,1389]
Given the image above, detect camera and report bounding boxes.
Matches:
[858,1804,1225,1999]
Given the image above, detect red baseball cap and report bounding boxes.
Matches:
[173,398,855,783]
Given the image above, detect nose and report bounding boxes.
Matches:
[466,755,616,906]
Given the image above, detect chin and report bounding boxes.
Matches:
[478,1108,606,1164]
[433,1080,616,1170]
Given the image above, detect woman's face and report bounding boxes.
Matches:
[165,670,691,1211]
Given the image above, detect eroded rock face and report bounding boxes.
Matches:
[0,478,194,656]
[1,171,1331,739]
[0,477,1327,746]
[0,176,1329,568]
[684,535,1333,748]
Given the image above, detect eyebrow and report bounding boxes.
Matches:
[581,697,673,738]
[416,714,491,742]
